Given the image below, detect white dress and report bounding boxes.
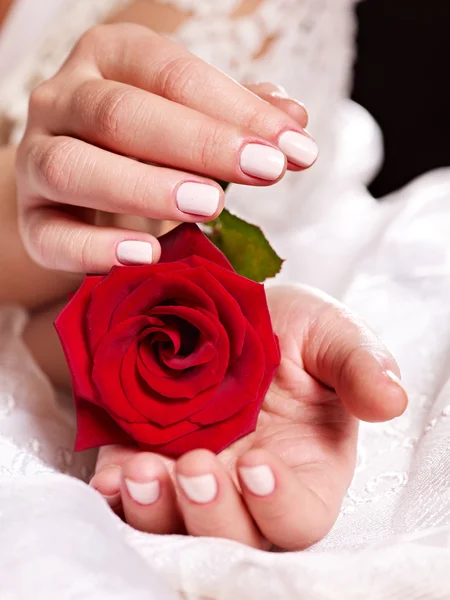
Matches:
[0,1,450,599]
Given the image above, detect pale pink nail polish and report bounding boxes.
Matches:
[176,182,220,216]
[125,478,160,505]
[239,465,275,496]
[116,240,153,265]
[177,473,217,503]
[240,144,285,180]
[278,131,318,167]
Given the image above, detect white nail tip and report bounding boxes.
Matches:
[385,370,404,388]
[240,144,285,181]
[177,473,217,504]
[125,478,160,505]
[239,465,275,496]
[176,182,220,217]
[278,130,318,167]
[117,241,153,265]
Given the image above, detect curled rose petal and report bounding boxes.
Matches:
[55,276,103,403]
[159,222,233,271]
[188,322,266,426]
[74,397,134,451]
[86,263,190,353]
[110,270,219,327]
[141,402,261,457]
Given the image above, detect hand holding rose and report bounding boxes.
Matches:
[16,23,316,274]
[90,281,407,550]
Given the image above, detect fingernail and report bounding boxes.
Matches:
[255,82,289,97]
[102,492,121,508]
[117,240,153,265]
[278,130,318,167]
[176,182,220,217]
[125,478,160,505]
[240,143,285,180]
[239,465,275,496]
[177,473,217,504]
[385,370,406,391]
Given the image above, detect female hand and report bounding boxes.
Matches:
[90,285,407,550]
[15,23,317,274]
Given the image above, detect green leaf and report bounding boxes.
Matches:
[206,208,284,282]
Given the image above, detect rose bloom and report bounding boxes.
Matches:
[56,224,280,457]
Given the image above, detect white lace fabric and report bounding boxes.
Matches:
[1,1,450,599]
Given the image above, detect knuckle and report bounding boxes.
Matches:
[78,229,96,273]
[158,56,202,103]
[244,103,277,132]
[30,137,80,195]
[74,23,153,58]
[194,123,225,170]
[28,81,55,118]
[75,24,109,54]
[95,87,141,143]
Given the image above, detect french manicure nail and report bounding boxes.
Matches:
[240,143,285,180]
[177,473,217,504]
[239,465,275,496]
[176,182,220,217]
[385,370,406,391]
[117,240,153,265]
[278,130,318,167]
[125,478,160,505]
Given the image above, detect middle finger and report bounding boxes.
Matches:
[50,79,288,184]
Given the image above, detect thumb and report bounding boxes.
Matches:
[303,298,408,423]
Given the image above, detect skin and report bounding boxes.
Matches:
[0,0,408,549]
[89,285,407,550]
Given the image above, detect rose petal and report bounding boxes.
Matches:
[86,262,190,353]
[188,256,280,368]
[121,341,227,426]
[149,306,224,368]
[55,276,103,403]
[188,322,266,426]
[145,402,260,457]
[110,270,219,328]
[167,266,246,362]
[134,309,229,399]
[74,397,134,451]
[159,223,233,271]
[92,316,154,423]
[123,417,199,446]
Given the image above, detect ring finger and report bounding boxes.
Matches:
[175,450,264,548]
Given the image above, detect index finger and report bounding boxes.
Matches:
[73,24,318,169]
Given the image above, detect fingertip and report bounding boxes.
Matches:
[121,451,167,482]
[266,95,309,128]
[175,448,218,475]
[341,359,409,423]
[90,464,122,509]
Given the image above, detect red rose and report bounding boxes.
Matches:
[55,223,280,457]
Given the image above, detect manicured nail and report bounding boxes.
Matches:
[176,182,220,217]
[177,473,217,504]
[117,240,153,265]
[278,131,318,167]
[385,370,406,390]
[239,465,275,496]
[240,143,285,180]
[254,82,289,97]
[125,478,160,505]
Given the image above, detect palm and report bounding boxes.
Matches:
[216,286,358,513]
[93,285,405,549]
